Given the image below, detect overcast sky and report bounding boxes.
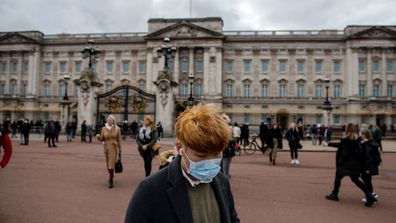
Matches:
[1,0,396,34]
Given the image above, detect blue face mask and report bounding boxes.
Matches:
[182,150,222,183]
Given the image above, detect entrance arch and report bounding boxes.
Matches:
[276,109,289,130]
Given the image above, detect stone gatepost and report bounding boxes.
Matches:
[154,69,178,137]
[74,68,103,131]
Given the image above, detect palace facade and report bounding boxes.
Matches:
[0,17,395,128]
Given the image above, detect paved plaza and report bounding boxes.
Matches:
[1,136,396,223]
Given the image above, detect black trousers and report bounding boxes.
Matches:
[81,133,87,142]
[48,135,56,147]
[290,147,298,159]
[361,172,374,194]
[332,171,370,197]
[23,133,29,145]
[141,151,154,177]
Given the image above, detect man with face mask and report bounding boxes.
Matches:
[125,104,240,223]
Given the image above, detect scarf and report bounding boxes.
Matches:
[105,123,114,130]
[139,126,152,141]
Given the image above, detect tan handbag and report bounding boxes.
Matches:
[152,143,161,152]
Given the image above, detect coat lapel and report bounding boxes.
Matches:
[166,156,193,223]
[212,176,230,223]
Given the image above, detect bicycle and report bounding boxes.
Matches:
[243,134,268,155]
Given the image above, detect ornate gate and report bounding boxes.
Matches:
[96,85,156,124]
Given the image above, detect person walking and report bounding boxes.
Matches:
[232,122,241,143]
[259,122,268,150]
[122,120,128,141]
[125,104,240,223]
[87,125,94,143]
[371,125,383,152]
[47,120,57,148]
[241,123,249,146]
[65,122,73,142]
[360,128,382,203]
[286,122,302,165]
[266,123,283,165]
[221,115,235,180]
[96,115,122,188]
[136,116,158,177]
[81,120,87,143]
[156,121,163,141]
[130,120,138,140]
[325,123,376,207]
[54,121,61,143]
[0,128,12,168]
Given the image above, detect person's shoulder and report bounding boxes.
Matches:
[136,168,169,192]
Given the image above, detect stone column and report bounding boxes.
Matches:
[381,50,387,96]
[346,47,359,97]
[215,47,223,96]
[188,47,194,75]
[173,50,180,82]
[367,49,372,97]
[146,48,154,92]
[203,47,210,95]
[28,46,41,97]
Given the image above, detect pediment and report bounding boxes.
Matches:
[0,32,37,44]
[145,22,223,39]
[347,27,396,40]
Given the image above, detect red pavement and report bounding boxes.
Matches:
[1,137,396,223]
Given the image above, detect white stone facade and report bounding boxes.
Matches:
[0,18,395,129]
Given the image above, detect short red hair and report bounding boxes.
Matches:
[175,104,231,154]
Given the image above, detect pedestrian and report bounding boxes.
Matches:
[136,116,158,177]
[87,125,94,143]
[360,128,382,203]
[43,121,49,143]
[324,127,333,144]
[124,104,240,223]
[156,121,163,141]
[286,122,302,165]
[241,123,249,146]
[130,120,138,139]
[371,125,383,152]
[266,123,283,165]
[47,120,57,148]
[55,121,61,142]
[259,121,268,149]
[96,115,122,189]
[66,122,73,142]
[0,128,12,168]
[312,124,318,145]
[122,120,128,141]
[81,120,87,143]
[221,114,236,179]
[232,122,241,143]
[10,121,17,138]
[325,123,376,207]
[71,121,77,139]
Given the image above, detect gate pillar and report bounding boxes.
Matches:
[74,68,103,131]
[154,69,178,137]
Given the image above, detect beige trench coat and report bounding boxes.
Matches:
[97,125,122,169]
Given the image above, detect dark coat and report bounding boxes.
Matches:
[335,138,361,177]
[360,140,382,175]
[285,128,301,149]
[124,155,240,223]
[266,128,283,149]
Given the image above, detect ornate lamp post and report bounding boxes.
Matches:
[63,74,70,101]
[187,73,195,108]
[81,39,100,69]
[323,78,333,127]
[156,37,177,71]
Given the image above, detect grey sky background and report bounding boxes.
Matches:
[1,0,396,34]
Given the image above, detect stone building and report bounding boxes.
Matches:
[0,17,395,129]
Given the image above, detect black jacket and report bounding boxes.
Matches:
[124,155,240,223]
[285,128,301,149]
[266,128,283,149]
[360,140,382,175]
[335,138,361,177]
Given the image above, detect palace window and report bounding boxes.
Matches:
[12,62,18,73]
[373,84,380,97]
[23,62,29,74]
[243,84,250,97]
[334,115,340,124]
[244,60,251,74]
[180,84,188,97]
[11,82,17,96]
[387,84,393,97]
[226,61,233,74]
[44,83,51,97]
[359,59,366,73]
[315,84,322,97]
[315,60,322,74]
[59,84,65,97]
[45,62,52,74]
[1,63,7,73]
[244,114,250,123]
[261,85,268,97]
[372,59,380,73]
[297,84,305,97]
[139,61,146,74]
[334,84,341,98]
[279,60,287,74]
[122,61,129,74]
[297,60,305,74]
[359,84,366,97]
[181,60,189,73]
[106,61,113,74]
[195,83,202,96]
[386,60,393,74]
[75,61,82,73]
[279,84,286,97]
[334,61,341,74]
[226,84,233,97]
[22,83,28,96]
[92,63,97,72]
[195,60,203,73]
[261,60,269,74]
[0,83,5,95]
[59,62,67,73]
[105,82,113,92]
[316,115,322,124]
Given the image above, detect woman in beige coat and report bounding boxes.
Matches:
[96,115,122,188]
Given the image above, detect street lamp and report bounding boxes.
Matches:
[63,74,70,101]
[187,73,195,108]
[81,39,100,69]
[156,37,177,71]
[323,78,333,127]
